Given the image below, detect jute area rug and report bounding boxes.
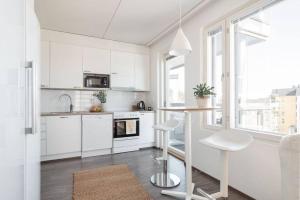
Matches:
[73,164,152,200]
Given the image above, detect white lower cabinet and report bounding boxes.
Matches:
[82,114,113,157]
[139,112,155,148]
[42,115,82,161]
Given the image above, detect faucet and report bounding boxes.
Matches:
[59,94,73,112]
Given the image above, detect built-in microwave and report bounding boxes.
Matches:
[83,74,110,88]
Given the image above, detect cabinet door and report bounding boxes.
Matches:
[111,51,135,89]
[46,115,81,155]
[83,47,110,74]
[50,42,83,89]
[139,113,155,145]
[41,41,50,87]
[134,54,150,91]
[82,115,113,151]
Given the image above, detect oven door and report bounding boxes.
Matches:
[114,118,139,138]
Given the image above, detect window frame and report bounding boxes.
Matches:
[202,0,289,139]
[203,21,228,130]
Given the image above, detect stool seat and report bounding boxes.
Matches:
[153,119,180,132]
[153,124,174,132]
[198,130,253,199]
[199,131,253,152]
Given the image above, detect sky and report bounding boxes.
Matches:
[238,0,300,99]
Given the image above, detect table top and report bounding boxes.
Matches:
[159,107,220,112]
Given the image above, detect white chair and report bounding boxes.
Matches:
[150,119,181,188]
[279,134,300,200]
[199,131,253,199]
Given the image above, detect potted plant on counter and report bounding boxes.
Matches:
[193,83,215,107]
[91,90,107,112]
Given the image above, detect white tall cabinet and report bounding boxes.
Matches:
[50,42,83,89]
[0,0,40,199]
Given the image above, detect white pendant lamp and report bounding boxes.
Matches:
[169,0,192,56]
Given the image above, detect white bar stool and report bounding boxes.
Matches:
[199,131,253,199]
[150,119,181,188]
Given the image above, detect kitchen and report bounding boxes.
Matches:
[40,30,155,161]
[1,0,300,200]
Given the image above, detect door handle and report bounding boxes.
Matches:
[25,61,35,135]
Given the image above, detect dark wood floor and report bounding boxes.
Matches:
[41,148,253,200]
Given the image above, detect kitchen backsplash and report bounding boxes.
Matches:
[41,90,150,113]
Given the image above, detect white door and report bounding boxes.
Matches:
[50,42,83,89]
[40,41,50,87]
[82,115,113,151]
[139,113,155,147]
[111,51,135,89]
[46,116,81,155]
[134,54,150,91]
[83,47,110,74]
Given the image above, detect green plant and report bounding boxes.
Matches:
[93,90,107,103]
[193,83,215,97]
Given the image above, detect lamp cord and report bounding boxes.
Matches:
[179,0,182,28]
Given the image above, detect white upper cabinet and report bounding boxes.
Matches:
[110,50,135,89]
[50,42,83,89]
[134,54,150,91]
[41,41,50,87]
[83,47,110,74]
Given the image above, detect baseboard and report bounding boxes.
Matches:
[81,149,112,158]
[41,151,81,162]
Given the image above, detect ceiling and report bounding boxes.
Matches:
[35,0,204,45]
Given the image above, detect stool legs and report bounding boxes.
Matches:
[220,150,229,198]
[150,130,180,188]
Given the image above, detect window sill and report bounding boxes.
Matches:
[201,127,283,143]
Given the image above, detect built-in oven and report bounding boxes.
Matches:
[83,74,110,89]
[114,118,140,138]
[113,112,140,138]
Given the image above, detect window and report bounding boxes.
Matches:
[165,55,185,107]
[232,0,300,134]
[164,55,185,153]
[205,25,225,126]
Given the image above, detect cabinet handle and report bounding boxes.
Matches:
[73,86,81,89]
[84,70,91,73]
[111,72,117,75]
[60,117,69,118]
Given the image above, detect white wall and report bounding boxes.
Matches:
[41,90,150,113]
[149,0,282,199]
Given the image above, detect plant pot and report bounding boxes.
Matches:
[101,103,108,112]
[196,96,210,108]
